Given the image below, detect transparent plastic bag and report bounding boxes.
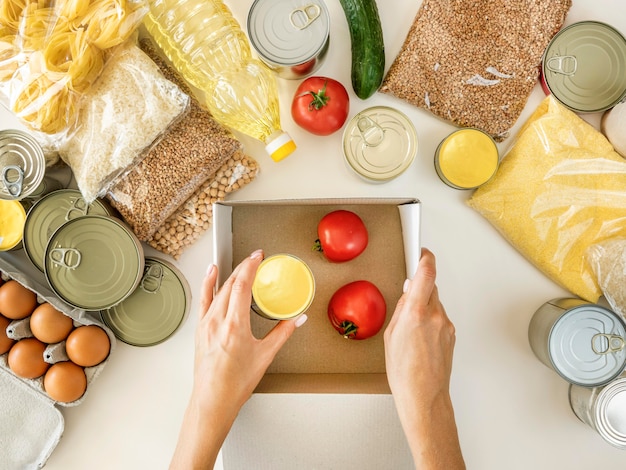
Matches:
[0,0,148,136]
[146,151,259,260]
[380,0,570,141]
[58,39,189,202]
[587,238,626,317]
[468,96,626,302]
[105,38,243,241]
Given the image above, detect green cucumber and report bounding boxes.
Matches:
[338,0,385,100]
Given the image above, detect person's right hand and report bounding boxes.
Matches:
[384,248,465,469]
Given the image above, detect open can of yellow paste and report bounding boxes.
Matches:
[434,128,499,190]
[0,199,27,251]
[251,253,315,320]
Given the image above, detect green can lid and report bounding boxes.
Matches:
[23,189,113,272]
[343,106,418,182]
[44,215,144,310]
[543,21,626,113]
[100,257,191,346]
[0,129,45,200]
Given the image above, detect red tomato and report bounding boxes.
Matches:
[327,280,387,340]
[291,76,349,136]
[315,210,368,262]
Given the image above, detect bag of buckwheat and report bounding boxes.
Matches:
[146,150,260,260]
[380,0,571,141]
[105,39,243,241]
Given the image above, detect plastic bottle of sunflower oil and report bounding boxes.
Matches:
[143,0,296,162]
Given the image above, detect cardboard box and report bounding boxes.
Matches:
[0,252,115,469]
[213,198,420,469]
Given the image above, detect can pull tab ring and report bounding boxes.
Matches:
[140,263,163,294]
[49,247,82,270]
[65,197,89,221]
[290,4,321,30]
[546,55,577,76]
[357,116,385,147]
[592,333,626,355]
[2,164,24,198]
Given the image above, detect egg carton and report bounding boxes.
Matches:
[0,251,116,470]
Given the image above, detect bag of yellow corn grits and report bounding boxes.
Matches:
[467,96,626,302]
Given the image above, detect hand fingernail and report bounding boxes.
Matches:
[206,264,215,276]
[402,278,410,293]
[250,249,264,260]
[294,314,308,328]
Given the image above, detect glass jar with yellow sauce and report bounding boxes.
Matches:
[0,199,27,251]
[434,128,499,190]
[251,253,315,320]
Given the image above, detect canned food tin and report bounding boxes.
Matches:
[23,189,114,272]
[528,298,626,387]
[0,199,27,251]
[569,377,626,449]
[44,215,144,310]
[342,106,418,183]
[0,129,45,200]
[101,257,191,346]
[248,0,330,79]
[542,21,626,113]
[252,253,315,320]
[434,128,499,190]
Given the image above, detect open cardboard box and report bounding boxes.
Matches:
[213,198,421,469]
[0,252,116,469]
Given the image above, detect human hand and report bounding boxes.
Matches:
[384,248,464,469]
[170,249,307,469]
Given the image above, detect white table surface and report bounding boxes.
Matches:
[2,0,626,468]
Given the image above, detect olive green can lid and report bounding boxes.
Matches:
[0,129,45,200]
[44,215,144,310]
[100,257,191,346]
[24,189,114,272]
[342,106,418,182]
[542,21,626,113]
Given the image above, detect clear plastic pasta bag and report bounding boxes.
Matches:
[467,96,626,302]
[0,0,148,136]
[587,238,626,317]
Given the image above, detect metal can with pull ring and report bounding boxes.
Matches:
[248,0,330,79]
[342,106,418,183]
[528,298,626,387]
[0,129,45,201]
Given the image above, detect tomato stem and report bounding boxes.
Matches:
[312,238,323,253]
[298,81,330,111]
[340,320,358,339]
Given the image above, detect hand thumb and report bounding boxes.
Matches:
[262,314,308,359]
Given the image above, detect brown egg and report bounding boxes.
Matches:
[8,337,50,379]
[30,302,74,344]
[0,314,15,355]
[65,325,110,367]
[44,361,87,403]
[0,280,38,320]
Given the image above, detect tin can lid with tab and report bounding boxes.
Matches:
[0,129,45,200]
[23,189,114,272]
[44,215,144,310]
[595,378,626,448]
[248,0,329,68]
[542,21,626,113]
[549,303,626,387]
[342,106,418,183]
[101,257,191,347]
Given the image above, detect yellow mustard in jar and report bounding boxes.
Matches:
[252,254,315,320]
[435,128,499,189]
[0,199,27,251]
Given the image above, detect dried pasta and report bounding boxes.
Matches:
[0,0,148,135]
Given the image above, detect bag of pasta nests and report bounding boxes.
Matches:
[0,0,148,135]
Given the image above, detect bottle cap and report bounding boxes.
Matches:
[265,131,296,162]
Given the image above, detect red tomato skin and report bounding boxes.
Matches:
[291,76,350,136]
[327,280,387,340]
[317,210,368,262]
